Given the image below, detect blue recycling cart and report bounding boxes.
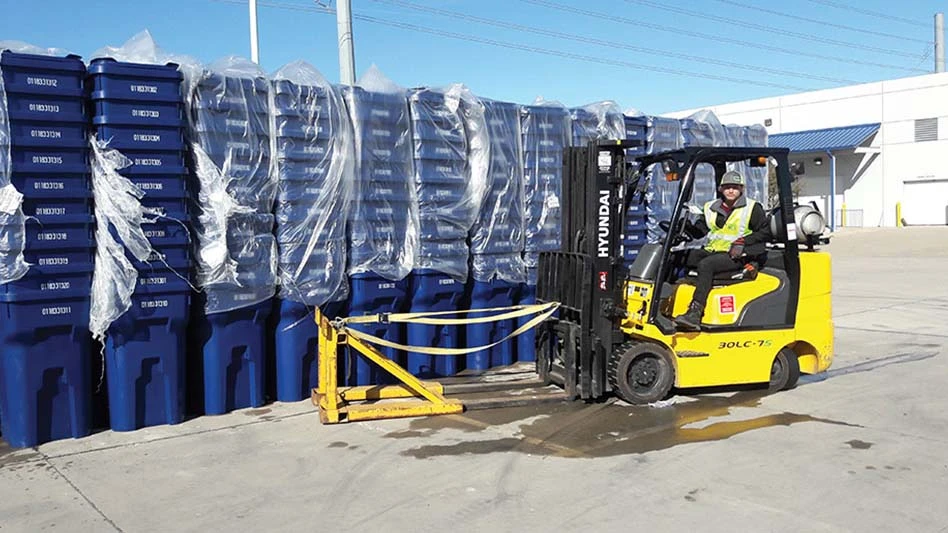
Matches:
[0,51,94,447]
[405,88,474,377]
[87,58,192,431]
[271,78,350,402]
[346,274,410,386]
[185,69,275,415]
[467,277,519,370]
[467,99,525,370]
[519,105,569,364]
[188,291,272,415]
[344,86,414,385]
[406,270,465,378]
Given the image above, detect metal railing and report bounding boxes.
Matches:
[835,209,864,228]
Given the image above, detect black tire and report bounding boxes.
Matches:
[536,328,554,384]
[608,341,675,405]
[769,348,800,391]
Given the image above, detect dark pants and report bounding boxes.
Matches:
[687,249,743,310]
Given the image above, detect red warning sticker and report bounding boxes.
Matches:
[718,295,736,314]
[598,271,608,291]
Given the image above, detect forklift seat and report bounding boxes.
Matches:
[680,260,760,286]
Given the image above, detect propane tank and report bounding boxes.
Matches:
[793,204,826,238]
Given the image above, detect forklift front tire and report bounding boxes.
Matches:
[610,342,675,405]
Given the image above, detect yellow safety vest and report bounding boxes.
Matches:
[703,198,757,253]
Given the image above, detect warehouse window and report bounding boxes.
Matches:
[914,118,938,142]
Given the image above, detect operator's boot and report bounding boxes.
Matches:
[674,301,704,331]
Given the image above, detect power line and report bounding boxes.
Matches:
[368,0,858,85]
[623,0,926,59]
[210,0,813,91]
[210,0,332,14]
[708,0,933,44]
[801,0,930,29]
[521,0,927,74]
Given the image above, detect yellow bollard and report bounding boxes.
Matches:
[896,202,903,227]
[840,203,846,227]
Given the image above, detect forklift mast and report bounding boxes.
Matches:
[536,141,637,400]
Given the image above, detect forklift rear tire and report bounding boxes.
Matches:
[609,342,675,405]
[769,348,800,391]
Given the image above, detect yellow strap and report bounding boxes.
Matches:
[341,302,557,326]
[341,302,559,356]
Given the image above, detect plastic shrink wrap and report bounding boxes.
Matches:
[632,114,684,244]
[745,124,770,207]
[271,61,353,306]
[407,84,488,281]
[344,65,417,281]
[520,99,570,285]
[88,140,163,339]
[680,109,726,207]
[470,97,525,284]
[569,100,626,147]
[182,55,277,313]
[87,31,191,337]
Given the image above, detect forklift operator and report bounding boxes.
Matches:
[674,170,769,330]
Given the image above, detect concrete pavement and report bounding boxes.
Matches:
[2,227,947,532]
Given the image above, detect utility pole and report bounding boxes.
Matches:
[249,0,260,63]
[337,0,356,85]
[936,13,945,73]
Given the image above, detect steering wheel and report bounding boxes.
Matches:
[658,219,693,246]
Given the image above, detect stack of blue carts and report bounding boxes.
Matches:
[87,58,189,431]
[520,105,568,274]
[624,114,647,159]
[272,72,350,401]
[724,123,750,199]
[644,117,684,242]
[187,68,275,415]
[680,114,723,205]
[0,51,93,447]
[725,124,745,148]
[344,86,414,386]
[622,115,650,265]
[519,104,569,363]
[744,125,769,202]
[570,104,627,148]
[467,98,524,371]
[623,116,683,264]
[406,88,471,378]
[569,107,600,147]
[746,124,768,149]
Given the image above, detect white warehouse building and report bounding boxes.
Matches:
[668,72,948,228]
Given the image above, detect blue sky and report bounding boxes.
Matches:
[0,0,942,113]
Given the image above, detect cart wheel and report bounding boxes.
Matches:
[609,342,675,405]
[769,348,800,391]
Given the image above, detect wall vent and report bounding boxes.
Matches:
[914,118,938,142]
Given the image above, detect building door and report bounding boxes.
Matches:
[902,180,948,225]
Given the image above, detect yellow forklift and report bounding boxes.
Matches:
[313,142,833,422]
[538,143,833,405]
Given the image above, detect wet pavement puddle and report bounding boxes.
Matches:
[388,391,858,459]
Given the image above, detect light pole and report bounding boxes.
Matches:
[337,0,356,84]
[249,0,260,63]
